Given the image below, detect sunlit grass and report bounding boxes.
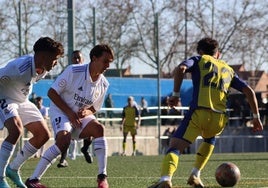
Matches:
[8,152,268,188]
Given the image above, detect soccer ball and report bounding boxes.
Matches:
[215,162,241,187]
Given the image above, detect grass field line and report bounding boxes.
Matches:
[21,176,268,180]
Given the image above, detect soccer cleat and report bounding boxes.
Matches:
[25,178,47,188]
[80,147,93,163]
[147,181,172,188]
[132,151,136,156]
[0,178,10,188]
[148,181,172,188]
[187,174,204,188]
[57,160,69,168]
[97,174,109,188]
[121,152,126,156]
[6,165,26,188]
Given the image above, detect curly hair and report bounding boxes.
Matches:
[33,37,64,56]
[196,37,219,56]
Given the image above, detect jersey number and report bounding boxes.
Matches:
[203,61,232,92]
[0,99,8,109]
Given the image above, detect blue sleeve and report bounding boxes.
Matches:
[180,56,201,72]
[230,73,248,92]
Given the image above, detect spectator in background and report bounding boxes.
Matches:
[105,93,114,127]
[168,97,182,125]
[34,96,49,158]
[29,92,37,105]
[120,96,141,156]
[140,97,149,125]
[229,99,243,126]
[161,96,170,126]
[36,96,48,119]
[161,127,172,154]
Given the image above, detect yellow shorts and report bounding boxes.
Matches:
[174,108,228,143]
[123,126,137,136]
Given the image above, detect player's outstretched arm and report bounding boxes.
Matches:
[242,86,263,132]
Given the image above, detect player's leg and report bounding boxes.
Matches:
[9,121,50,170]
[188,111,227,187]
[79,119,108,188]
[7,120,49,188]
[69,139,77,160]
[121,126,129,156]
[26,130,71,187]
[81,137,93,163]
[148,110,200,188]
[187,137,215,187]
[122,131,128,156]
[25,115,72,187]
[0,116,24,188]
[8,101,50,169]
[131,127,137,156]
[57,149,69,168]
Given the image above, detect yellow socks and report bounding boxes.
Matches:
[160,150,179,178]
[194,142,214,171]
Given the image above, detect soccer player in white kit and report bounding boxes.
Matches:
[0,37,64,188]
[25,44,114,188]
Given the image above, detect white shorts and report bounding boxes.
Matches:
[0,99,44,130]
[50,114,96,140]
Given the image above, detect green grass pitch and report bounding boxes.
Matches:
[10,153,268,187]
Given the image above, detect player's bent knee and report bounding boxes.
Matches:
[204,137,216,145]
[91,122,105,138]
[56,134,71,152]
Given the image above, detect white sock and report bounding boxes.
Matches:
[191,167,201,177]
[0,141,15,178]
[30,144,61,180]
[93,137,108,175]
[160,176,171,182]
[69,140,77,160]
[9,141,38,170]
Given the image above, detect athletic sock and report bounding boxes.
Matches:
[194,142,214,172]
[132,141,136,152]
[9,141,38,170]
[160,148,180,181]
[30,144,61,180]
[0,141,15,178]
[122,141,126,153]
[93,137,108,175]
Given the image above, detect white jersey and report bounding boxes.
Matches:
[49,63,109,116]
[0,55,47,103]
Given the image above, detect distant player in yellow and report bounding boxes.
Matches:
[148,37,263,188]
[120,96,141,156]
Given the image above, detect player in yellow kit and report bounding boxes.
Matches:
[148,37,263,188]
[120,96,140,156]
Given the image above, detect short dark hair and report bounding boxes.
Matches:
[196,37,219,56]
[35,96,42,101]
[72,50,81,55]
[33,37,64,56]
[89,44,114,61]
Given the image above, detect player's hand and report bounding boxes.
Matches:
[77,107,93,118]
[251,118,263,132]
[168,96,179,108]
[120,126,123,131]
[67,111,82,128]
